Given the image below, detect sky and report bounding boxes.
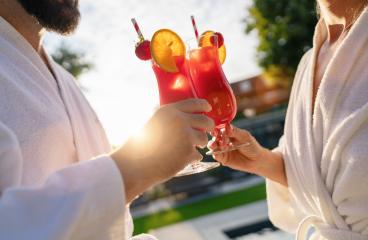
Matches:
[45,0,260,144]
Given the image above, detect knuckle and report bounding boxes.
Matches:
[197,139,207,149]
[172,111,182,120]
[159,104,171,111]
[199,132,209,146]
[173,101,186,110]
[216,155,228,165]
[192,150,203,161]
[245,133,254,142]
[205,117,215,128]
[190,114,203,124]
[241,128,251,136]
[189,113,200,121]
[182,137,194,151]
[154,106,164,116]
[169,110,184,123]
[156,105,173,117]
[197,114,207,122]
[191,130,208,147]
[212,153,222,161]
[190,134,199,145]
[236,128,251,138]
[193,115,214,128]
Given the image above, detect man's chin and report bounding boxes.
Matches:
[40,16,80,35]
[45,14,80,35]
[17,0,81,35]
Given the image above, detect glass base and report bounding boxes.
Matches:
[206,142,251,155]
[175,162,220,177]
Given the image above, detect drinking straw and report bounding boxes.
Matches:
[190,15,199,42]
[213,33,219,47]
[131,18,145,41]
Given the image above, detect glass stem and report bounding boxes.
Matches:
[214,123,231,150]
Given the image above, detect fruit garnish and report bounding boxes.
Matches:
[135,40,152,61]
[210,32,224,48]
[151,29,186,73]
[199,30,226,64]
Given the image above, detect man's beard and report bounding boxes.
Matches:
[17,0,81,35]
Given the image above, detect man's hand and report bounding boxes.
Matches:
[208,126,287,186]
[111,99,215,202]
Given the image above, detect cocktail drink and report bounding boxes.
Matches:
[131,19,220,176]
[152,56,195,105]
[188,46,236,128]
[188,31,250,154]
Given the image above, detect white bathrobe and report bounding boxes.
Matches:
[267,8,368,240]
[0,17,138,239]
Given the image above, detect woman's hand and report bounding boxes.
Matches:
[208,126,288,186]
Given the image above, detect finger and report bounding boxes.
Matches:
[207,139,218,150]
[173,99,212,113]
[209,138,229,158]
[191,130,209,148]
[229,126,252,142]
[207,138,226,152]
[186,113,215,131]
[225,124,232,135]
[189,149,204,162]
[213,152,227,164]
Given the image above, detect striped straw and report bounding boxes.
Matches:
[190,15,199,43]
[131,18,145,41]
[213,33,219,47]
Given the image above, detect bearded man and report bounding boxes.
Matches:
[0,0,214,239]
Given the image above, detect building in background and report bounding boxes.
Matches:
[230,75,290,118]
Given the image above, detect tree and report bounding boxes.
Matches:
[51,42,93,80]
[245,0,317,86]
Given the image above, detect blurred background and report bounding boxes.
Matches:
[45,0,317,239]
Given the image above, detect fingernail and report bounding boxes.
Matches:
[210,119,215,128]
[202,100,212,111]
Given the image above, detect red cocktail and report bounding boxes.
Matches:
[150,41,219,175]
[188,46,236,127]
[131,22,220,176]
[188,42,249,154]
[152,56,196,105]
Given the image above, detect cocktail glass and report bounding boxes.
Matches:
[187,39,250,155]
[151,52,220,176]
[131,18,220,176]
[152,56,194,105]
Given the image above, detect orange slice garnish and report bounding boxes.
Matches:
[198,30,226,64]
[151,29,185,73]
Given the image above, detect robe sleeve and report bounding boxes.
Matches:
[0,122,132,239]
[266,135,306,233]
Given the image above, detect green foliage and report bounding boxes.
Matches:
[245,0,318,78]
[52,42,93,79]
[133,183,266,234]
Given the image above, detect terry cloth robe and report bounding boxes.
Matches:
[266,7,368,240]
[0,16,154,239]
